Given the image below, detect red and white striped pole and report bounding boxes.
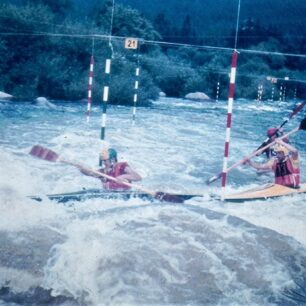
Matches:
[221,50,238,200]
[86,55,94,122]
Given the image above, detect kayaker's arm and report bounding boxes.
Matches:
[244,159,272,171]
[116,165,142,182]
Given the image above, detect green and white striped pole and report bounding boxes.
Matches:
[99,0,115,165]
[132,66,140,123]
[101,57,111,140]
[99,50,112,166]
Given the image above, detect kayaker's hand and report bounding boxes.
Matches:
[243,159,250,165]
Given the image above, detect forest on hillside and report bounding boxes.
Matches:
[118,0,306,47]
[0,0,306,104]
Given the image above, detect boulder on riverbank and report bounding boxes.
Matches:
[0,91,13,100]
[185,92,212,101]
[35,97,57,109]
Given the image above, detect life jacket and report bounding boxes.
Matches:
[272,157,300,188]
[103,162,131,190]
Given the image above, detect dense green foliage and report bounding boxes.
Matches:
[118,0,306,47]
[0,1,160,104]
[0,0,305,103]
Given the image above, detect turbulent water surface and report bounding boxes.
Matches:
[0,97,306,305]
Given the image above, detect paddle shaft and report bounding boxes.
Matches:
[207,127,300,184]
[256,101,306,151]
[228,127,299,169]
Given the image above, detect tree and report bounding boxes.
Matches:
[179,14,197,44]
[253,39,286,70]
[153,13,171,41]
[92,1,161,40]
[19,0,72,17]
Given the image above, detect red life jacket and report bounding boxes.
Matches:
[272,158,300,188]
[103,162,131,190]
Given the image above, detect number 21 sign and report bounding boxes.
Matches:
[125,38,138,49]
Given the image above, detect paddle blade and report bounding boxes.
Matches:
[290,101,306,119]
[299,117,306,130]
[30,145,59,162]
[155,192,189,203]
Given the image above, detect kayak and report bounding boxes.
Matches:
[224,183,306,202]
[30,183,306,204]
[30,189,154,203]
[30,189,200,203]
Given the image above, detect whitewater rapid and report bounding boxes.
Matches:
[0,97,305,305]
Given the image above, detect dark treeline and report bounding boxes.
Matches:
[0,0,305,104]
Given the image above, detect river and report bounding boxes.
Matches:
[0,97,305,305]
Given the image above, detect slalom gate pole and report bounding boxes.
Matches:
[221,50,238,201]
[257,84,263,101]
[99,0,115,165]
[279,84,283,101]
[132,66,140,123]
[101,57,111,139]
[99,49,112,166]
[86,55,94,122]
[271,86,275,101]
[216,80,220,102]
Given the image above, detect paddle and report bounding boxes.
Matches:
[206,116,306,185]
[256,101,306,153]
[29,145,191,203]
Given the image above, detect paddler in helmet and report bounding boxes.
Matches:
[78,148,142,190]
[245,139,300,188]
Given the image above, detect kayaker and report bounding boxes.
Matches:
[78,148,142,190]
[245,139,300,188]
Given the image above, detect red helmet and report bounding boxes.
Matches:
[267,127,278,137]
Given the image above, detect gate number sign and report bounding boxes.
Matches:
[125,38,138,49]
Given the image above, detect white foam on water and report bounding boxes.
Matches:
[40,205,301,305]
[201,191,306,246]
[0,267,42,293]
[1,98,305,305]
